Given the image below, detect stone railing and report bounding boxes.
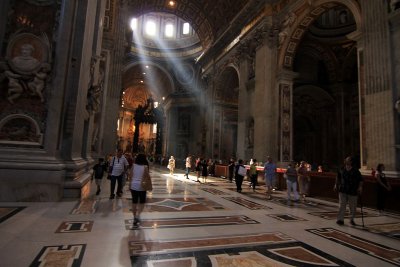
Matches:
[214,164,400,213]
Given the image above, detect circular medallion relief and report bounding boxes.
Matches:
[6,33,49,75]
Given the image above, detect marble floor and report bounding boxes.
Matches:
[1,165,400,267]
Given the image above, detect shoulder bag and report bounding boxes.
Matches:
[141,166,153,191]
[107,157,115,180]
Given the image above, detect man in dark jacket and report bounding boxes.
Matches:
[334,156,363,226]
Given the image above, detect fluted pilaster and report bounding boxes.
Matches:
[360,0,397,171]
[361,0,391,94]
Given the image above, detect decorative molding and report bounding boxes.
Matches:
[279,83,292,162]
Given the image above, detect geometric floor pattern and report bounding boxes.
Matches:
[30,244,86,267]
[124,215,258,230]
[307,228,400,266]
[360,221,400,240]
[55,221,94,233]
[0,165,399,267]
[0,206,25,223]
[130,240,353,266]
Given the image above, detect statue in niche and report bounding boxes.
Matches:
[86,56,104,115]
[86,85,102,114]
[278,12,297,48]
[338,10,348,25]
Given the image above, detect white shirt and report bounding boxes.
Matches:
[110,156,128,176]
[186,157,191,168]
[130,164,146,191]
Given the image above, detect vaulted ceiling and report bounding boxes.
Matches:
[120,0,264,50]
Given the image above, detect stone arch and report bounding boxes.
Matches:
[213,65,239,161]
[123,61,175,97]
[215,65,240,104]
[294,40,340,83]
[293,85,336,165]
[278,0,361,70]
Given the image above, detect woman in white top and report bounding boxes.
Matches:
[130,153,151,227]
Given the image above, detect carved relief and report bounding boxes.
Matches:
[0,114,43,145]
[1,32,51,104]
[278,12,297,49]
[104,0,115,33]
[280,84,291,161]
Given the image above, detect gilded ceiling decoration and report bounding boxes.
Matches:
[123,86,150,110]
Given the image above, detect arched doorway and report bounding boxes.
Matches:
[214,66,239,161]
[292,4,360,170]
[120,63,172,156]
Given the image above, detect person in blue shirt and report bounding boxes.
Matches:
[263,156,277,200]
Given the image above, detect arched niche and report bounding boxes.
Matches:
[214,65,239,160]
[0,114,43,146]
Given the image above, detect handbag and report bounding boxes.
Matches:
[107,157,115,180]
[141,167,153,191]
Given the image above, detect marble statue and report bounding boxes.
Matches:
[4,70,23,104]
[11,44,40,72]
[27,63,50,103]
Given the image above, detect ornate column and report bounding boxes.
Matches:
[61,0,107,197]
[252,18,281,163]
[163,98,178,158]
[236,43,252,160]
[276,70,298,164]
[101,2,128,156]
[205,72,216,159]
[358,0,397,171]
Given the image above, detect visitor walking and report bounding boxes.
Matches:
[334,156,363,226]
[264,156,276,200]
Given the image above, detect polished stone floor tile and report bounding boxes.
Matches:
[0,165,399,267]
